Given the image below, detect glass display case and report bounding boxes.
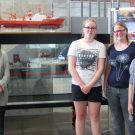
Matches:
[0,0,70,32]
[0,33,109,106]
[1,33,81,99]
[6,43,70,96]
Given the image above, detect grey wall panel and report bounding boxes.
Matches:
[71,17,108,34]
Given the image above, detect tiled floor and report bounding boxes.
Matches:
[4,106,127,135]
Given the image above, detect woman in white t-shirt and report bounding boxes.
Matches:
[68,18,106,135]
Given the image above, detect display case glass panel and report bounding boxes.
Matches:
[2,44,71,96]
[0,0,70,32]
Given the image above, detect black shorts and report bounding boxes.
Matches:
[72,84,102,102]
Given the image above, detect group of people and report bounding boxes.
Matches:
[0,18,135,135]
[68,19,135,135]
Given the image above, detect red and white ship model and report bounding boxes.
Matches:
[0,10,65,29]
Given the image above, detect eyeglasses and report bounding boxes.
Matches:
[113,29,125,33]
[84,27,96,30]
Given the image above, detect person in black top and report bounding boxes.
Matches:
[104,21,135,135]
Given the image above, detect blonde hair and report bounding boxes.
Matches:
[82,18,97,28]
[81,18,97,38]
[113,21,129,42]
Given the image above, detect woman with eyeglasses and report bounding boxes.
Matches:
[68,18,106,135]
[104,21,135,135]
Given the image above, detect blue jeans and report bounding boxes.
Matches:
[0,106,5,135]
[108,86,135,135]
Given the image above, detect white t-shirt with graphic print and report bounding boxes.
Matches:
[68,38,106,87]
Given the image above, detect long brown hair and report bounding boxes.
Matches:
[113,21,129,42]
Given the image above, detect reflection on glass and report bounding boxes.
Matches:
[2,44,71,96]
[0,0,69,32]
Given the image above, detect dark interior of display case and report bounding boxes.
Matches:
[0,32,110,44]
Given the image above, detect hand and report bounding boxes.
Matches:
[128,103,133,115]
[81,84,92,94]
[0,85,3,93]
[79,84,88,94]
[103,83,108,98]
[104,87,108,98]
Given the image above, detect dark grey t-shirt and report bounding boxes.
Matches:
[107,42,135,88]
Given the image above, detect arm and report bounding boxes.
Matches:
[128,59,135,115]
[68,55,85,90]
[128,84,134,115]
[82,58,106,94]
[104,58,111,97]
[0,51,10,93]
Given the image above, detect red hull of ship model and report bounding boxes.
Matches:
[0,18,65,29]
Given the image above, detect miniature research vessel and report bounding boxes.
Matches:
[0,10,65,29]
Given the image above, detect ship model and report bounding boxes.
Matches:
[0,10,65,29]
